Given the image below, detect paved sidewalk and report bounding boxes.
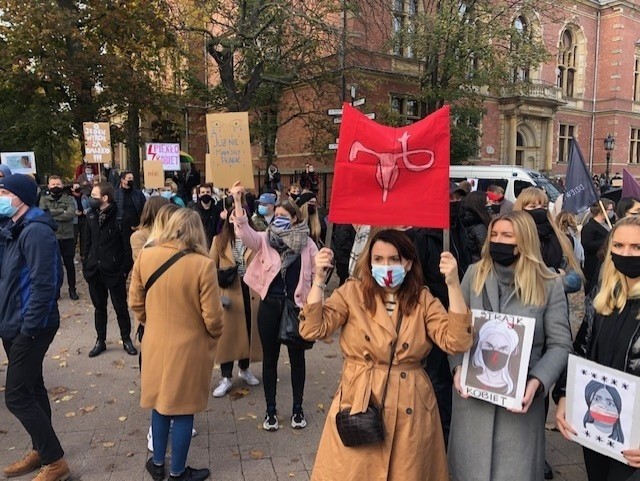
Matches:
[0,280,589,480]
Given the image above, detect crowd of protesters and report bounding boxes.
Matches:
[0,159,638,481]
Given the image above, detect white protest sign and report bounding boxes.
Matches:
[83,122,112,164]
[145,143,180,171]
[0,151,36,174]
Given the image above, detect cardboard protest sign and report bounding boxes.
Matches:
[0,152,36,174]
[566,355,640,465]
[83,122,112,164]
[143,160,165,189]
[205,112,254,188]
[329,103,450,228]
[460,309,536,410]
[145,143,180,171]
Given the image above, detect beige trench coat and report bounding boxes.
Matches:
[300,280,473,481]
[129,243,224,415]
[209,239,262,364]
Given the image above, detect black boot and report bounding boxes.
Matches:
[169,467,210,481]
[123,338,138,356]
[88,340,107,358]
[69,289,79,300]
[145,458,165,481]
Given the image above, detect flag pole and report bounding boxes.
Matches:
[443,228,450,253]
[598,200,612,230]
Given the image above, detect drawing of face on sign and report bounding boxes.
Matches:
[583,381,624,443]
[471,319,520,395]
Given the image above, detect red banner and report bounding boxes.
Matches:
[329,103,450,228]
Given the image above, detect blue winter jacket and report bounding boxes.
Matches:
[0,207,63,341]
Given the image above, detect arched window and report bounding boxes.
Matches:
[558,29,577,97]
[511,16,530,81]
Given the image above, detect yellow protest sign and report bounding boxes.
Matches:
[143,160,165,189]
[205,112,254,188]
[83,122,112,164]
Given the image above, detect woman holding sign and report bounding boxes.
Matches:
[555,215,640,480]
[299,229,473,481]
[448,211,572,481]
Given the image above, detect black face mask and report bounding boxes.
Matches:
[290,193,299,201]
[489,242,519,266]
[308,205,316,215]
[526,208,549,225]
[88,198,102,210]
[50,186,63,196]
[126,180,134,188]
[482,349,509,371]
[73,188,82,194]
[200,194,212,204]
[489,204,501,215]
[611,253,640,279]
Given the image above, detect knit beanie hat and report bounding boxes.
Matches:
[0,165,12,177]
[0,174,38,206]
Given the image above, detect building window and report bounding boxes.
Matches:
[515,131,525,165]
[392,0,418,58]
[558,124,575,163]
[390,95,422,124]
[511,16,530,82]
[557,29,576,97]
[631,128,640,164]
[634,56,640,102]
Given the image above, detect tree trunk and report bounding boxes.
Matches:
[127,105,141,187]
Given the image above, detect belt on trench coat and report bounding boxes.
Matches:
[343,357,422,415]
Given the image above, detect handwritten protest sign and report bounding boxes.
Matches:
[145,143,180,171]
[205,112,254,188]
[1,152,36,174]
[83,122,112,164]
[143,160,165,189]
[460,309,536,410]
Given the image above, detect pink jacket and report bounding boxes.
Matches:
[234,214,318,307]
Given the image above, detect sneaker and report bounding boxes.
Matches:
[238,369,260,386]
[291,406,307,429]
[32,458,70,481]
[3,450,41,477]
[169,466,210,480]
[147,426,153,452]
[212,377,232,398]
[262,410,279,431]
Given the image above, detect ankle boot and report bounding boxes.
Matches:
[32,458,70,481]
[88,340,106,357]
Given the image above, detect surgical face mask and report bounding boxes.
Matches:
[160,191,172,199]
[607,210,616,221]
[103,163,110,169]
[371,264,406,288]
[257,205,269,216]
[0,196,19,218]
[272,216,291,230]
[611,253,640,279]
[85,170,93,178]
[192,194,198,203]
[482,349,509,371]
[489,242,519,266]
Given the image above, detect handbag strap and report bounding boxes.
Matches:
[482,286,494,312]
[144,249,192,292]
[379,309,404,410]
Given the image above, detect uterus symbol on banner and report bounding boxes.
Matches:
[349,131,435,202]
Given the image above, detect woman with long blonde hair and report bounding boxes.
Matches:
[555,216,640,479]
[144,204,181,248]
[448,211,572,481]
[129,208,223,481]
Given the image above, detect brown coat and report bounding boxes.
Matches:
[209,239,262,364]
[300,280,473,481]
[129,243,224,415]
[130,227,150,262]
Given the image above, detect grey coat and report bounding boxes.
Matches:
[448,263,572,481]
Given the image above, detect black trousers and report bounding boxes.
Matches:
[58,238,76,292]
[73,216,87,259]
[3,328,64,464]
[257,297,306,409]
[88,276,132,341]
[583,447,638,481]
[221,281,252,378]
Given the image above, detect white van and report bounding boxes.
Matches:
[450,165,561,203]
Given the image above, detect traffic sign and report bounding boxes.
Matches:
[328,144,339,150]
[328,108,343,116]
[352,98,365,107]
[365,113,376,120]
[333,117,342,124]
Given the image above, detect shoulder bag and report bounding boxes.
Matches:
[277,269,314,350]
[335,310,404,447]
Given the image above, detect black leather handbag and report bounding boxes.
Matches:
[335,311,403,447]
[217,265,238,288]
[278,297,314,350]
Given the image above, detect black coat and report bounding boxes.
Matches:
[460,209,488,263]
[192,201,222,248]
[580,218,609,295]
[83,203,129,287]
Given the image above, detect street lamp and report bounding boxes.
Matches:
[604,134,615,187]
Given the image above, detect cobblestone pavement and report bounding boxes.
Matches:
[0,275,590,481]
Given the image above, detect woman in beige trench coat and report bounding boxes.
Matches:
[129,209,224,481]
[210,201,263,397]
[300,229,473,481]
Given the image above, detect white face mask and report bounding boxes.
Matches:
[192,194,198,203]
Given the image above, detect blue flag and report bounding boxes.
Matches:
[563,138,599,213]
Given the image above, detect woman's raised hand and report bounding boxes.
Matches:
[229,181,244,203]
[314,247,334,282]
[439,251,460,286]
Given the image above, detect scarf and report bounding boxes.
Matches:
[267,221,310,275]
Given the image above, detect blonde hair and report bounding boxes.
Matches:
[555,211,578,235]
[593,216,640,315]
[514,187,583,277]
[299,202,322,245]
[472,211,558,306]
[154,208,209,256]
[164,180,178,193]
[145,204,180,247]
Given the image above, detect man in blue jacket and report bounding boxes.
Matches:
[0,174,70,480]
